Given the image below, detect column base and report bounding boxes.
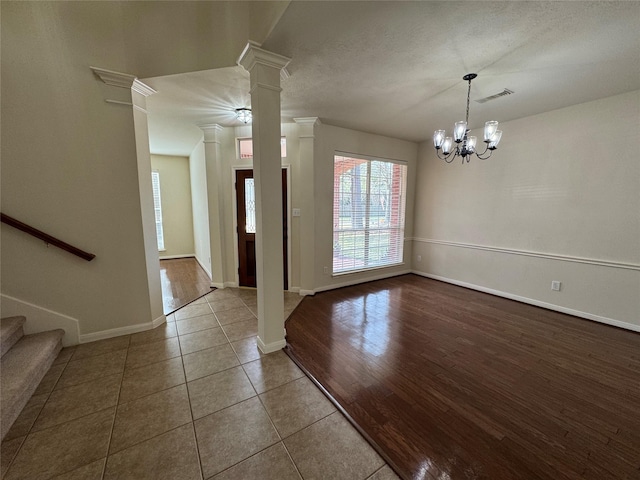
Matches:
[257,336,286,354]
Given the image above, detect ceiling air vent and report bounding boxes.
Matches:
[475,88,514,104]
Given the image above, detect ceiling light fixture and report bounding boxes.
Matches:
[235,107,252,124]
[433,73,503,163]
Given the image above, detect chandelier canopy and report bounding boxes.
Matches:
[433,73,503,163]
[235,107,252,124]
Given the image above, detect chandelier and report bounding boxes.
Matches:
[235,107,252,124]
[433,73,503,163]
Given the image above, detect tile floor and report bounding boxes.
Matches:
[1,288,399,480]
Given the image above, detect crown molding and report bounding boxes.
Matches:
[132,79,157,97]
[90,66,136,88]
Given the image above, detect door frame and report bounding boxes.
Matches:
[231,164,292,291]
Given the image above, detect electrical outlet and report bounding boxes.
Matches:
[417,255,422,262]
[323,266,329,275]
[551,281,561,291]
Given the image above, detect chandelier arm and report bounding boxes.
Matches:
[436,150,457,163]
[476,149,493,160]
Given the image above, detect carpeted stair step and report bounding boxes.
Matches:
[1,329,64,440]
[1,316,26,358]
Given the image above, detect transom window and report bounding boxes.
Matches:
[238,137,287,159]
[333,153,407,274]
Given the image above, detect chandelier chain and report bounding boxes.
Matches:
[465,78,471,124]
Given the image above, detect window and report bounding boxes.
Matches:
[238,137,287,159]
[333,153,407,274]
[151,171,165,251]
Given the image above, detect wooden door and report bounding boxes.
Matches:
[236,169,288,289]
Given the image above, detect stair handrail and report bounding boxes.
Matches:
[1,213,96,261]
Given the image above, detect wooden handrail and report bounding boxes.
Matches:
[1,213,96,261]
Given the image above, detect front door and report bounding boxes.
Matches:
[236,169,288,289]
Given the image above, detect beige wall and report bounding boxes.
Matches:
[1,2,157,336]
[151,155,195,258]
[412,90,640,329]
[189,140,212,278]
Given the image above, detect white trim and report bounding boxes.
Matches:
[333,262,405,277]
[211,282,225,289]
[257,336,286,354]
[0,294,80,346]
[79,314,167,344]
[159,254,196,260]
[411,238,640,271]
[224,281,238,288]
[314,269,412,294]
[411,271,640,333]
[90,66,136,88]
[299,289,316,296]
[289,286,301,294]
[105,99,133,107]
[131,79,157,97]
[195,255,212,279]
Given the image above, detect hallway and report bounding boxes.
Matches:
[160,258,213,315]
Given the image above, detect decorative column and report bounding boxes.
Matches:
[294,117,321,295]
[238,43,291,354]
[90,66,165,327]
[200,124,226,288]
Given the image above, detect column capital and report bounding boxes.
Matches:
[237,42,291,78]
[293,117,322,127]
[90,66,156,96]
[199,124,224,144]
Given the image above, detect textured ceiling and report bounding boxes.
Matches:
[145,1,640,156]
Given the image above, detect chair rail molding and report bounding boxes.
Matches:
[411,237,640,271]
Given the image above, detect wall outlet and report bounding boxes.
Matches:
[323,266,329,275]
[292,208,301,217]
[417,255,422,262]
[551,281,561,291]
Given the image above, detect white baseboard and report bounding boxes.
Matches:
[224,281,238,288]
[299,289,315,296]
[0,294,81,346]
[412,270,640,333]
[289,286,301,293]
[159,254,196,260]
[313,269,412,294]
[194,256,212,279]
[211,282,224,289]
[257,336,286,354]
[79,313,167,344]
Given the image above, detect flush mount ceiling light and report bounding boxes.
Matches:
[433,74,503,164]
[235,107,252,124]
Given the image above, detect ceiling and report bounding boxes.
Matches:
[144,1,640,156]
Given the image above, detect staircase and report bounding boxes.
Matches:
[1,316,64,440]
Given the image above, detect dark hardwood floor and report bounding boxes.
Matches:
[284,274,640,480]
[159,258,213,315]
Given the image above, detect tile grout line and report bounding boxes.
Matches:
[101,335,132,479]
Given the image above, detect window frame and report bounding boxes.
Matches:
[332,152,408,276]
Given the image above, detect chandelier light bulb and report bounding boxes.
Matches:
[467,136,477,154]
[442,137,453,155]
[488,130,502,150]
[484,121,499,142]
[453,121,467,143]
[433,130,446,149]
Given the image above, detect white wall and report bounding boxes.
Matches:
[313,124,418,291]
[189,140,212,278]
[412,90,640,329]
[151,155,195,258]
